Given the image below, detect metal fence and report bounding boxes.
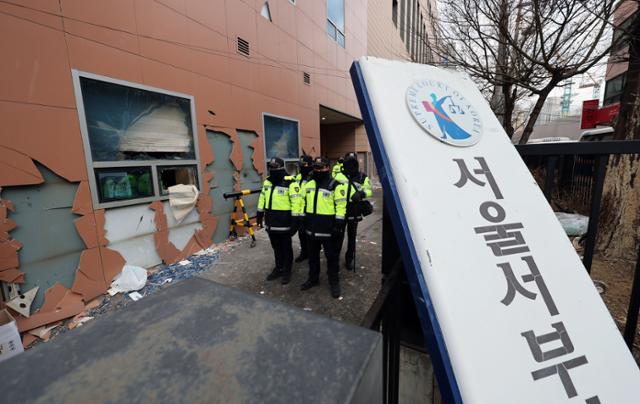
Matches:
[516,140,640,350]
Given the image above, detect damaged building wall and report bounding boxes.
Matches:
[102,202,202,269]
[206,131,238,243]
[237,131,263,219]
[1,165,84,308]
[0,0,367,317]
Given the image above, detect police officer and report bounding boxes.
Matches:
[331,157,344,178]
[256,157,304,285]
[300,156,348,298]
[294,155,314,262]
[335,152,372,271]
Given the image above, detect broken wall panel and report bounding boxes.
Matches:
[237,130,263,219]
[71,181,93,216]
[2,164,84,309]
[103,204,161,268]
[149,201,182,264]
[162,202,202,251]
[205,130,237,243]
[0,268,24,283]
[0,101,87,183]
[71,248,107,302]
[0,147,45,186]
[16,287,84,332]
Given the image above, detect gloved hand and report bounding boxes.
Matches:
[256,211,264,228]
[351,190,366,202]
[333,219,345,235]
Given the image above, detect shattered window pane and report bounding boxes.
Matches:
[80,77,195,162]
[158,165,198,195]
[264,115,299,161]
[95,167,154,203]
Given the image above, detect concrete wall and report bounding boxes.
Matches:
[0,0,368,310]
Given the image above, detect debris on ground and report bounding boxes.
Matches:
[555,212,589,236]
[6,287,38,318]
[0,309,23,362]
[109,265,147,295]
[128,292,143,301]
[19,237,245,350]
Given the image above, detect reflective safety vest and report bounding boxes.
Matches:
[257,176,304,233]
[331,163,343,178]
[302,178,347,239]
[334,172,372,221]
[294,172,312,189]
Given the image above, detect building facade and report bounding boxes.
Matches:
[0,0,437,315]
[0,0,372,310]
[604,0,638,106]
[368,0,435,63]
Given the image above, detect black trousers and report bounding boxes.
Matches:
[307,236,340,285]
[337,220,358,264]
[297,228,308,257]
[268,231,293,275]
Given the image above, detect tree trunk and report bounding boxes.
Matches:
[598,12,640,260]
[502,84,516,138]
[491,0,511,135]
[518,85,556,144]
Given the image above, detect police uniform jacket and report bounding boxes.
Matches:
[302,177,348,239]
[257,176,304,233]
[334,172,372,221]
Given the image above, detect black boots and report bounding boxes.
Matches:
[281,273,291,285]
[294,253,308,263]
[345,259,354,271]
[266,268,282,281]
[300,279,319,290]
[330,282,341,298]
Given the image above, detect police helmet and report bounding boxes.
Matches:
[298,154,313,168]
[267,157,285,170]
[343,152,359,173]
[312,156,331,170]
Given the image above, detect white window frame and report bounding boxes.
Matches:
[261,112,301,170]
[71,70,203,209]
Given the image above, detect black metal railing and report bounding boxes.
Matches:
[516,140,640,349]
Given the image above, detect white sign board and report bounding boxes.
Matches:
[352,57,640,403]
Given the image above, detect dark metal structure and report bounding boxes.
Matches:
[516,140,640,350]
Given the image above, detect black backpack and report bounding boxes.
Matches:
[348,175,373,218]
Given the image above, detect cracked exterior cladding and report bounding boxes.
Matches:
[205,130,238,242]
[0,277,383,404]
[1,165,85,308]
[148,201,204,265]
[0,0,366,312]
[15,282,84,333]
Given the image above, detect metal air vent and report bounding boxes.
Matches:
[237,37,250,57]
[303,72,311,85]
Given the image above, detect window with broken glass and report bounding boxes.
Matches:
[263,113,300,166]
[74,72,201,208]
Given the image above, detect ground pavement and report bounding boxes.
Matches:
[198,190,384,325]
